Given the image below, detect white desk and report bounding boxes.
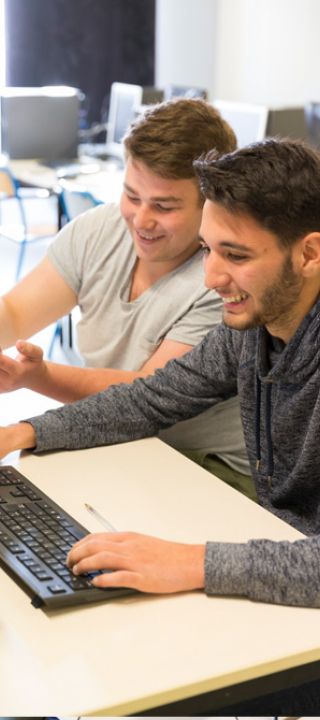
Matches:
[10,157,124,204]
[0,438,319,716]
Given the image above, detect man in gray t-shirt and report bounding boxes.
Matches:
[0,98,250,485]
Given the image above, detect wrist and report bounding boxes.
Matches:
[8,422,36,451]
[25,359,49,392]
[192,544,206,589]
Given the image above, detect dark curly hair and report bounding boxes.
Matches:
[194,137,320,248]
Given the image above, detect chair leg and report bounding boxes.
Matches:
[15,239,27,281]
[47,321,63,359]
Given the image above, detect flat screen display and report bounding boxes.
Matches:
[0,86,80,161]
[106,82,143,159]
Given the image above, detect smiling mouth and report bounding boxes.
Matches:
[137,231,164,243]
[222,292,249,305]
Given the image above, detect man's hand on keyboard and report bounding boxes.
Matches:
[67,531,205,594]
[0,340,47,393]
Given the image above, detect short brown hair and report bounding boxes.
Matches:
[123,97,237,180]
[194,138,320,248]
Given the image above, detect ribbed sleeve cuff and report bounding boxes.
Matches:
[22,413,69,453]
[205,541,250,598]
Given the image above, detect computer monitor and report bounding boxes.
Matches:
[105,82,144,160]
[305,102,320,148]
[164,84,207,100]
[0,86,80,161]
[265,106,309,142]
[141,87,164,105]
[83,83,163,163]
[212,99,268,148]
[213,100,310,149]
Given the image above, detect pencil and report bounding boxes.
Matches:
[84,502,117,532]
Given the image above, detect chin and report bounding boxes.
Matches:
[223,314,259,331]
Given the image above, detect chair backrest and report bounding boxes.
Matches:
[0,165,17,199]
[0,161,26,228]
[59,182,103,222]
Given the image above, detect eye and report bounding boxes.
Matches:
[226,252,248,262]
[154,203,175,212]
[126,193,140,204]
[199,240,210,255]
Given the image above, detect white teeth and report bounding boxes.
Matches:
[139,233,160,240]
[223,293,247,303]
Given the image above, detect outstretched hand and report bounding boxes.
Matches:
[67,531,205,594]
[0,340,46,393]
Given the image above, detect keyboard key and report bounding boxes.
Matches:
[34,569,53,581]
[47,583,67,594]
[67,576,92,590]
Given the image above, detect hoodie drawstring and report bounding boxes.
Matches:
[255,374,261,471]
[255,375,274,485]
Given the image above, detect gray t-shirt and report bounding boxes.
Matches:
[47,203,249,473]
[48,203,222,368]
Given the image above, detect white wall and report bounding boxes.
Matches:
[156,0,320,106]
[155,0,217,94]
[0,0,5,85]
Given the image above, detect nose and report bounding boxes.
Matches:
[204,252,230,290]
[133,203,157,230]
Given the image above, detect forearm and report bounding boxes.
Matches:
[0,297,20,349]
[0,257,78,349]
[25,361,147,402]
[25,349,225,455]
[205,535,320,607]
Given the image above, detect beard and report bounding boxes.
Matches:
[223,253,304,332]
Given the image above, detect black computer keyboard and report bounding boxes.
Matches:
[0,465,133,609]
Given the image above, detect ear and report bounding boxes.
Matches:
[298,232,320,277]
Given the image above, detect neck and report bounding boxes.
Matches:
[129,259,172,301]
[267,284,320,343]
[130,247,200,301]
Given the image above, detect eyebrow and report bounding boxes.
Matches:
[199,234,254,255]
[123,183,183,204]
[219,240,253,252]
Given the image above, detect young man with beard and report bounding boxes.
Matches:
[1,138,320,616]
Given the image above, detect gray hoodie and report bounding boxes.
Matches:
[27,296,320,607]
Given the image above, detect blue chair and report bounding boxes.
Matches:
[0,156,58,280]
[48,182,103,360]
[59,182,103,222]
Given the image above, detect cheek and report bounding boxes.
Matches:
[119,194,130,221]
[189,208,203,234]
[239,265,271,297]
[174,212,202,241]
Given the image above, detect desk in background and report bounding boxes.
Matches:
[10,155,125,204]
[0,438,320,716]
